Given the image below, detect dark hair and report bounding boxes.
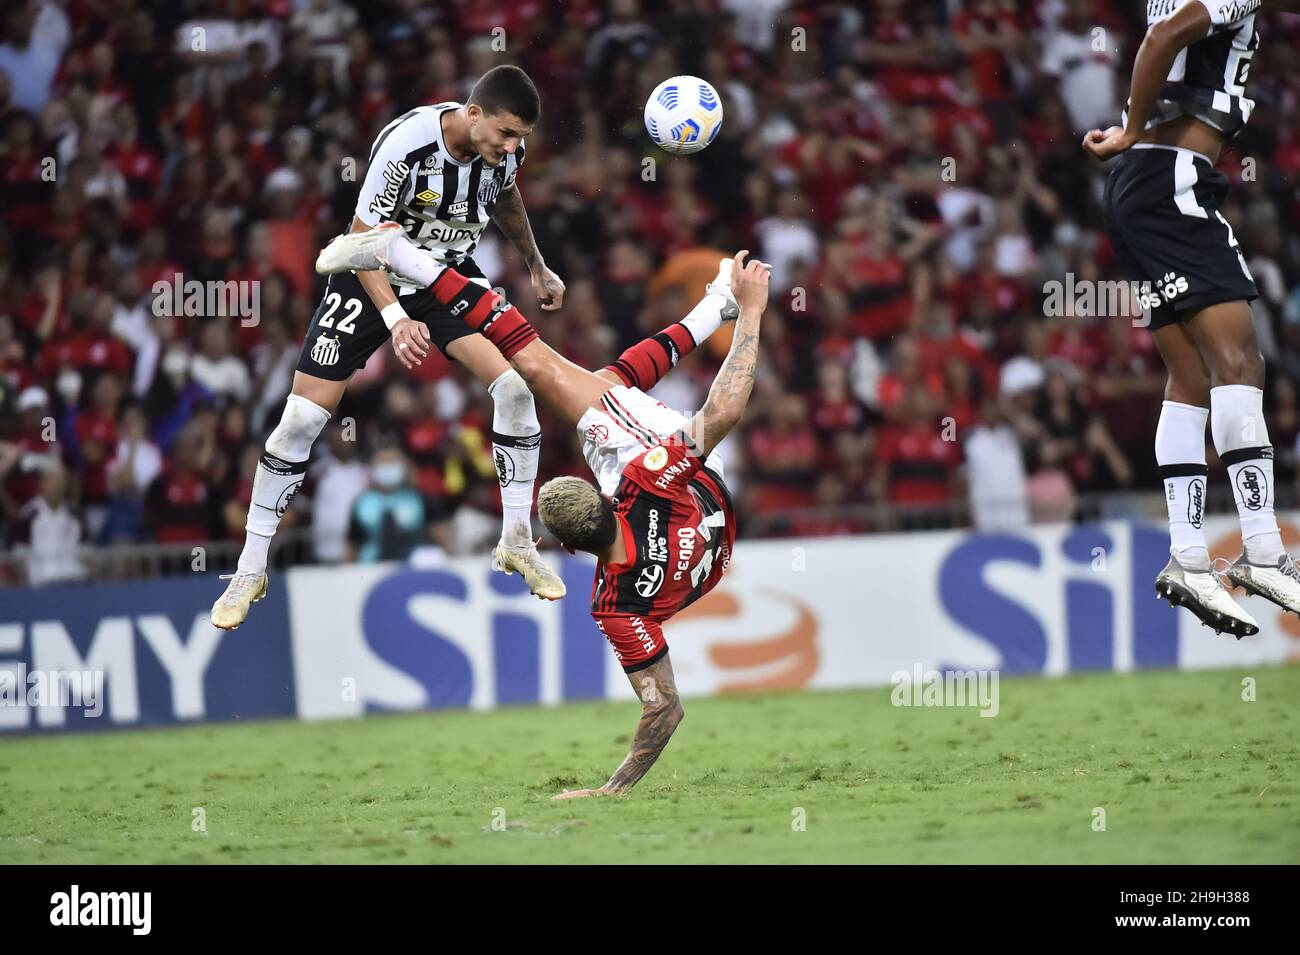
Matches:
[469,65,540,125]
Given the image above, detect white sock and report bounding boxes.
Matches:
[237,394,330,574]
[384,233,448,287]
[1155,400,1210,570]
[680,292,728,344]
[1211,384,1283,563]
[488,369,540,546]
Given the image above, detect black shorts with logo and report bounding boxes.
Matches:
[296,258,487,380]
[1102,144,1257,330]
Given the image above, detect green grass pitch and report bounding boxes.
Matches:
[2,665,1296,864]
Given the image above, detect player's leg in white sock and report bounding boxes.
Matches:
[1155,400,1211,570]
[489,368,541,547]
[384,231,447,287]
[237,394,331,574]
[1211,384,1284,563]
[679,288,730,343]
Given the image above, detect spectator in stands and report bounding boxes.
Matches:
[873,384,962,523]
[144,422,217,544]
[20,462,85,586]
[190,320,251,404]
[103,401,161,544]
[312,426,369,564]
[348,446,430,564]
[964,394,1029,531]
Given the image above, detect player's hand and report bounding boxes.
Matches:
[1082,126,1137,161]
[551,787,609,800]
[391,316,431,370]
[731,250,771,315]
[532,265,566,311]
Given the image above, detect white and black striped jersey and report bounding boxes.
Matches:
[1123,0,1261,138]
[354,102,525,290]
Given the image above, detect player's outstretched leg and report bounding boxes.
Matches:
[319,224,610,424]
[211,390,331,629]
[598,257,737,390]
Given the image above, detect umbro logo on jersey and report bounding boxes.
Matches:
[413,189,439,206]
[311,334,341,366]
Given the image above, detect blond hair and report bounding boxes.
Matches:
[537,476,616,553]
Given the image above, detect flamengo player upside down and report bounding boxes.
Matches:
[315,223,769,797]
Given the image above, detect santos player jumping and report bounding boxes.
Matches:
[1085,0,1300,636]
[212,66,566,629]
[318,223,767,796]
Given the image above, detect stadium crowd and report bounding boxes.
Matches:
[4,0,1300,583]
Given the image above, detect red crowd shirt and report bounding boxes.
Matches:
[74,409,118,502]
[876,423,962,505]
[38,330,132,379]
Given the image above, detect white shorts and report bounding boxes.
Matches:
[576,385,724,497]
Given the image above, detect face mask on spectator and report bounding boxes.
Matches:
[372,462,404,489]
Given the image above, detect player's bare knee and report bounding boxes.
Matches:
[1208,349,1265,388]
[1165,371,1210,408]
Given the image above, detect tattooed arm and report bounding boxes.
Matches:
[686,252,771,458]
[553,653,684,799]
[606,654,684,793]
[489,184,566,311]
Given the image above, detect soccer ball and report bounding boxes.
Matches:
[644,76,724,155]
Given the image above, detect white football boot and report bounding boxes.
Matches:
[705,257,740,321]
[1223,551,1300,618]
[210,571,269,630]
[493,539,566,601]
[1154,555,1258,639]
[315,221,404,274]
